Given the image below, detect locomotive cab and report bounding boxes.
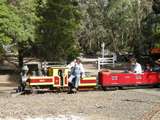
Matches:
[27,66,69,92]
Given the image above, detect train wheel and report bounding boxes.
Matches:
[30,86,38,94]
[102,86,107,91]
[118,86,124,90]
[105,87,118,91]
[153,84,160,88]
[57,87,63,93]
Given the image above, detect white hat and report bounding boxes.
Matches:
[155,59,160,65]
[22,65,29,71]
[76,57,81,61]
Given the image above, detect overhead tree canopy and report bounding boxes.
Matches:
[76,0,152,56]
[142,0,160,49]
[0,0,21,53]
[36,0,81,62]
[0,0,39,68]
[0,0,157,66]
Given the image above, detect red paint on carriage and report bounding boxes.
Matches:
[143,72,159,84]
[99,71,160,87]
[65,76,68,84]
[29,78,53,83]
[54,76,60,85]
[80,79,97,84]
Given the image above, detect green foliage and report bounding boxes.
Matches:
[13,0,39,43]
[0,0,40,67]
[155,43,160,48]
[0,0,39,49]
[0,1,21,53]
[77,0,152,55]
[152,0,160,14]
[0,0,38,44]
[66,47,80,62]
[104,0,136,52]
[77,0,107,54]
[37,0,81,61]
[0,1,20,42]
[142,0,160,49]
[104,0,152,54]
[0,0,155,64]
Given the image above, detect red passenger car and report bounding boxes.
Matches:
[99,71,160,89]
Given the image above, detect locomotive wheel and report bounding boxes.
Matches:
[101,86,107,91]
[153,84,160,88]
[57,87,63,93]
[118,86,124,90]
[103,87,118,91]
[31,86,38,94]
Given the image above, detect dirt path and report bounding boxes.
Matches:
[0,88,160,120]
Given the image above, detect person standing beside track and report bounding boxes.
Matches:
[67,57,85,93]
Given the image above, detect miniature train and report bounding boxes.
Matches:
[23,65,160,93]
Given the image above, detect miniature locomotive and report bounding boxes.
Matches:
[25,66,97,93]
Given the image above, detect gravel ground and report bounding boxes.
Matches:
[0,88,160,120]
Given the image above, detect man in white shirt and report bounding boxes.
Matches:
[130,58,142,74]
[67,57,85,93]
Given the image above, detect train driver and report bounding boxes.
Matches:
[67,57,85,93]
[130,58,142,74]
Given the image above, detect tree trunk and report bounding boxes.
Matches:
[18,48,24,69]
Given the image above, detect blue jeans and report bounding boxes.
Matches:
[69,75,80,88]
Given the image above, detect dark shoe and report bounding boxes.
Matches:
[67,91,74,94]
[72,88,77,93]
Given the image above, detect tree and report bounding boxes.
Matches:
[0,0,39,68]
[13,0,39,68]
[0,0,21,55]
[76,0,152,56]
[104,0,152,55]
[36,0,81,62]
[152,0,160,14]
[142,0,160,50]
[77,0,107,55]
